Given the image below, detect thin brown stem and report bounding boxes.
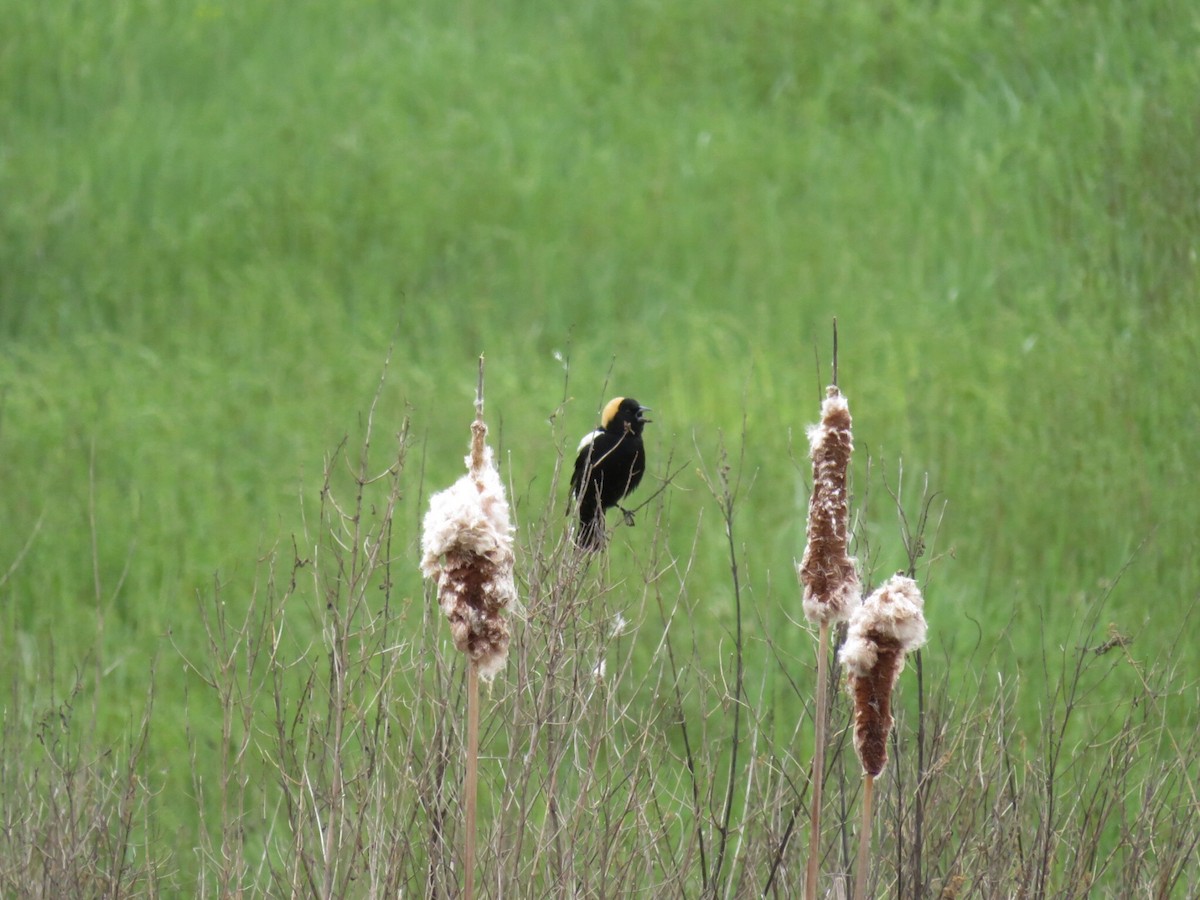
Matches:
[854,773,875,900]
[466,663,480,900]
[805,622,831,900]
[702,434,747,896]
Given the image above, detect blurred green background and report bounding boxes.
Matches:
[2,0,1197,881]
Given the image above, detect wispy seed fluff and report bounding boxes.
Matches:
[839,574,928,777]
[420,411,516,683]
[798,386,861,626]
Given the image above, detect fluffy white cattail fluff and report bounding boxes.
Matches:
[421,410,515,683]
[798,386,861,625]
[839,573,928,776]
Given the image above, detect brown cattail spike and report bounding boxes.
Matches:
[799,385,860,625]
[840,574,928,776]
[421,361,516,682]
[849,637,903,776]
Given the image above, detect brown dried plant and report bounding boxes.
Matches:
[420,356,516,900]
[797,327,861,900]
[840,573,928,900]
[420,360,515,682]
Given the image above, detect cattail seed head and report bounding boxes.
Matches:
[798,385,860,625]
[421,400,515,683]
[840,573,928,776]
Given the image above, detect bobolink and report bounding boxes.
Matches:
[569,396,651,550]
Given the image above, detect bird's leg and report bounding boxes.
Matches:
[618,505,636,527]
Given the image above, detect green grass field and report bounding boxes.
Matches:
[3,1,1198,895]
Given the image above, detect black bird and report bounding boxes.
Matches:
[569,396,651,550]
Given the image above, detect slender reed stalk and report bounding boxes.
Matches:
[885,465,946,899]
[465,664,480,900]
[854,774,875,900]
[696,431,748,897]
[806,621,831,899]
[799,323,859,900]
[840,574,928,900]
[421,355,516,900]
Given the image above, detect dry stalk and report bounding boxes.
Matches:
[840,574,928,900]
[798,325,860,900]
[465,663,480,900]
[855,773,876,900]
[420,355,516,900]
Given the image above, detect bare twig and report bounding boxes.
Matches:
[696,431,749,897]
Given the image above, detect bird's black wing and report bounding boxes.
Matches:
[570,430,602,498]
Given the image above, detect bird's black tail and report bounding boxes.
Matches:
[573,505,607,552]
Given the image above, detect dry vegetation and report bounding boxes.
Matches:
[2,368,1197,899]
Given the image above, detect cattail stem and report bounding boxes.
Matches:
[854,773,875,900]
[805,621,831,900]
[465,663,480,900]
[421,355,515,900]
[799,332,859,898]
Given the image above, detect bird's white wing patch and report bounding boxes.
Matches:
[576,429,602,453]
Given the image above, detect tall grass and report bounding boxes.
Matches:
[2,0,1198,892]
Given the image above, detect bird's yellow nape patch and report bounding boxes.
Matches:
[600,397,625,428]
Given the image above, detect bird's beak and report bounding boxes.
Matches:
[638,406,652,423]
